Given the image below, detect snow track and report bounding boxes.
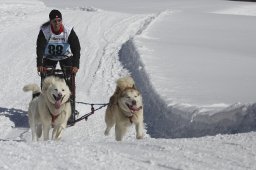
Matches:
[1,1,256,169]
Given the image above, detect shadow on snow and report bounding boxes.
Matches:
[0,107,29,128]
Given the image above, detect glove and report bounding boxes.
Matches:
[37,66,46,73]
[72,67,79,73]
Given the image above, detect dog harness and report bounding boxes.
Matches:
[47,98,71,125]
[127,106,143,123]
[51,114,59,124]
[47,107,60,124]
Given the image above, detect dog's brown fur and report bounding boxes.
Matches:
[104,76,144,141]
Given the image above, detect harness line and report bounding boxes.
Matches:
[69,102,109,125]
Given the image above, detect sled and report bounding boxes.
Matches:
[39,66,78,125]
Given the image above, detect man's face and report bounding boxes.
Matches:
[51,18,62,32]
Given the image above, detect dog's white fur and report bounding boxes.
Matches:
[104,76,144,141]
[23,76,71,141]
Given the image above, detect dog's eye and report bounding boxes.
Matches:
[62,89,65,92]
[54,89,58,91]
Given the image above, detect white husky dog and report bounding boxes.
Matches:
[104,76,144,141]
[23,76,71,141]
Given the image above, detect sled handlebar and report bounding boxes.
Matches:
[38,66,74,76]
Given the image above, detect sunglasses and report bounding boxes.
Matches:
[51,18,62,23]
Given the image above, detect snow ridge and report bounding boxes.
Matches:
[67,6,100,12]
[119,39,256,138]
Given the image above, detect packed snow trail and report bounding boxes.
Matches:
[0,1,158,139]
[0,0,256,169]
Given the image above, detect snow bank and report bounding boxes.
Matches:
[119,39,256,138]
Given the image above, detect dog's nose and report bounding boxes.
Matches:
[132,100,136,105]
[58,93,62,98]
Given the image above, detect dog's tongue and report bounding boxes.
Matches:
[131,105,136,110]
[130,105,142,112]
[55,100,61,109]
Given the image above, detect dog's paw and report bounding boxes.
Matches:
[115,136,122,141]
[136,135,143,140]
[104,130,109,136]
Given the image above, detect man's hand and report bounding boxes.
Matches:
[37,66,45,73]
[37,66,78,73]
[72,67,79,73]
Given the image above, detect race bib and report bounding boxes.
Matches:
[44,42,72,60]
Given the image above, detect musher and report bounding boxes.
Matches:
[36,9,81,124]
[36,9,81,75]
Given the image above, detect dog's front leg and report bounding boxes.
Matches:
[104,119,114,136]
[29,119,37,141]
[115,123,127,141]
[135,123,144,139]
[31,126,38,142]
[43,124,51,141]
[52,127,57,140]
[104,126,112,136]
[52,126,64,140]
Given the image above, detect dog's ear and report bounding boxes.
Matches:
[137,91,141,96]
[42,76,54,93]
[114,87,120,95]
[109,87,120,106]
[109,95,116,106]
[132,84,137,90]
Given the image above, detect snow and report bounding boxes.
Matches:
[0,0,256,169]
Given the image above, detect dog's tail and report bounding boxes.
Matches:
[23,84,41,98]
[116,76,136,91]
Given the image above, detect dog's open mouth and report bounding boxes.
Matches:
[126,103,142,113]
[53,94,64,109]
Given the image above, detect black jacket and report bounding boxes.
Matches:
[36,24,81,68]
